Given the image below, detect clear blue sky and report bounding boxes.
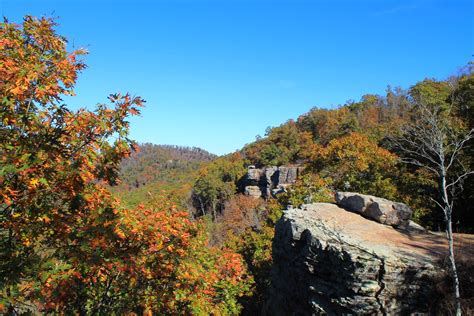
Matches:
[3,0,473,155]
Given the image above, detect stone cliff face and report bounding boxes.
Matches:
[268,201,453,315]
[243,165,304,198]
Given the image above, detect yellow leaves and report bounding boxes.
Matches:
[318,132,397,172]
[23,238,31,247]
[97,270,108,282]
[29,178,39,188]
[130,276,137,287]
[310,132,399,197]
[41,215,51,223]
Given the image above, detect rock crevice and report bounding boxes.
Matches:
[375,257,387,316]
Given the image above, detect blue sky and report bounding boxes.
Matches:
[3,0,473,155]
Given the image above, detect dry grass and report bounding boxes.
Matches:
[429,235,474,315]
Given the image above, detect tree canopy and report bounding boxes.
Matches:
[0,16,252,314]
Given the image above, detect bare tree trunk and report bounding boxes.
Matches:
[211,201,217,221]
[213,206,217,221]
[198,197,206,217]
[446,218,462,316]
[442,172,462,316]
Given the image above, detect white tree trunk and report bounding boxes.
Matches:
[442,172,462,316]
[446,212,462,316]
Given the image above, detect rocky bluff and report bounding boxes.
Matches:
[267,193,470,315]
[243,165,304,198]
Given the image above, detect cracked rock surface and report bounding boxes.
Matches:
[268,203,448,315]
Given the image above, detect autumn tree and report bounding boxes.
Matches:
[244,120,315,166]
[0,16,251,314]
[312,132,398,198]
[296,107,358,145]
[211,194,264,245]
[450,65,474,232]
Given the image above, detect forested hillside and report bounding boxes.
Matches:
[110,144,215,207]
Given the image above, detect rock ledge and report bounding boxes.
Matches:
[268,203,447,315]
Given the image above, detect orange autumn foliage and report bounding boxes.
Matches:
[0,16,251,314]
[211,194,264,245]
[312,132,398,198]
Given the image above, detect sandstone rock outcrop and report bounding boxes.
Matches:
[247,166,263,183]
[277,166,300,185]
[243,165,303,198]
[268,203,454,315]
[263,166,278,197]
[244,185,262,198]
[335,192,412,228]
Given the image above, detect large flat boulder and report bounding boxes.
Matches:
[335,192,412,228]
[267,203,466,315]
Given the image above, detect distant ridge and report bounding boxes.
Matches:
[118,143,216,190]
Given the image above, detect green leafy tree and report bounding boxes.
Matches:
[278,173,334,207]
[192,153,246,219]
